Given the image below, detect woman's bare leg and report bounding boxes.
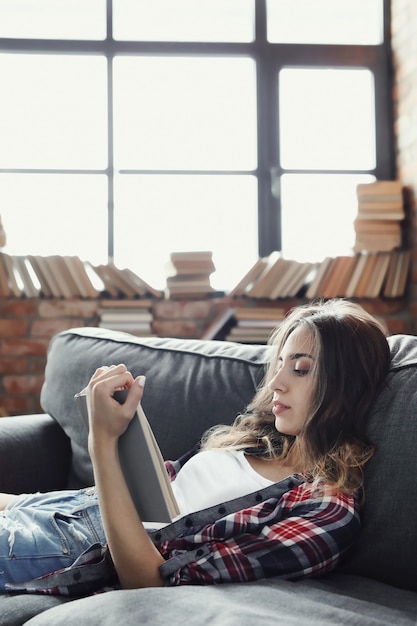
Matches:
[0,493,17,510]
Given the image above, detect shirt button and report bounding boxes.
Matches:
[184,517,193,527]
[255,494,263,502]
[196,549,204,557]
[218,506,226,515]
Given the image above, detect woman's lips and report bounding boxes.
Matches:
[272,401,290,416]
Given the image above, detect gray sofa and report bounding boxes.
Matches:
[2,325,417,625]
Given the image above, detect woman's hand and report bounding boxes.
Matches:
[85,363,164,588]
[86,364,145,452]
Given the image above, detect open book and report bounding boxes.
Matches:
[74,388,180,524]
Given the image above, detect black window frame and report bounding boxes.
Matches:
[0,0,394,265]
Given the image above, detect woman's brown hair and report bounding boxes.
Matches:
[201,299,391,493]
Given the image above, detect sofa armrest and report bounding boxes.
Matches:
[0,414,71,494]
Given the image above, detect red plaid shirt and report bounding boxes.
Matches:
[6,449,360,596]
[157,453,360,585]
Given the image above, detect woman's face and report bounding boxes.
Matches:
[268,325,316,437]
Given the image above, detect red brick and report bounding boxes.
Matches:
[3,374,44,395]
[0,337,49,357]
[0,396,34,416]
[38,299,98,319]
[0,357,28,375]
[385,319,410,335]
[360,300,407,316]
[31,318,89,339]
[0,319,29,337]
[153,299,214,320]
[0,299,37,317]
[152,319,204,339]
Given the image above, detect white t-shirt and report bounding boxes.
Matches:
[170,448,274,516]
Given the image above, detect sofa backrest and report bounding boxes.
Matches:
[41,327,270,488]
[41,327,417,593]
[341,332,417,592]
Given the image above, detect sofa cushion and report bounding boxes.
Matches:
[40,327,269,488]
[23,574,417,626]
[341,333,417,591]
[0,593,70,626]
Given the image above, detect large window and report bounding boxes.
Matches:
[0,0,393,290]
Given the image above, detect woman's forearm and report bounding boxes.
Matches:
[90,437,165,589]
[86,364,164,588]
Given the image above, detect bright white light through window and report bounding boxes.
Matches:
[113,0,254,42]
[267,0,383,45]
[0,0,106,40]
[0,54,107,169]
[0,174,108,262]
[114,174,258,290]
[113,56,257,171]
[279,68,376,171]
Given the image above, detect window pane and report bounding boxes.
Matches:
[0,0,106,40]
[113,0,254,43]
[113,57,257,171]
[0,54,108,169]
[114,174,258,290]
[280,174,374,262]
[0,174,108,262]
[279,69,376,170]
[267,0,383,45]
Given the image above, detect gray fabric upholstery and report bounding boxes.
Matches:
[0,414,70,493]
[341,334,417,590]
[0,595,69,626]
[25,575,417,626]
[2,326,417,623]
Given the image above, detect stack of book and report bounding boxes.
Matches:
[201,306,285,343]
[225,307,285,344]
[354,181,404,252]
[97,299,155,336]
[165,251,216,299]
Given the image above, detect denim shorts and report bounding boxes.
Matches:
[0,487,105,590]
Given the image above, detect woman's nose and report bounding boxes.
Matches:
[269,369,288,392]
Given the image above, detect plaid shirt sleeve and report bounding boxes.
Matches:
[157,481,360,586]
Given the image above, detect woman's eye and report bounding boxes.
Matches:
[294,368,310,376]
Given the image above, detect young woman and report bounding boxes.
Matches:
[0,299,391,594]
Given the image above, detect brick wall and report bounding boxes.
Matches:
[391,0,417,326]
[0,294,412,418]
[0,299,98,416]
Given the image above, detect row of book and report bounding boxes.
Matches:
[353,180,404,252]
[0,253,164,300]
[229,249,411,300]
[0,248,410,302]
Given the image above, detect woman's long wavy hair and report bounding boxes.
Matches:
[201,299,391,494]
